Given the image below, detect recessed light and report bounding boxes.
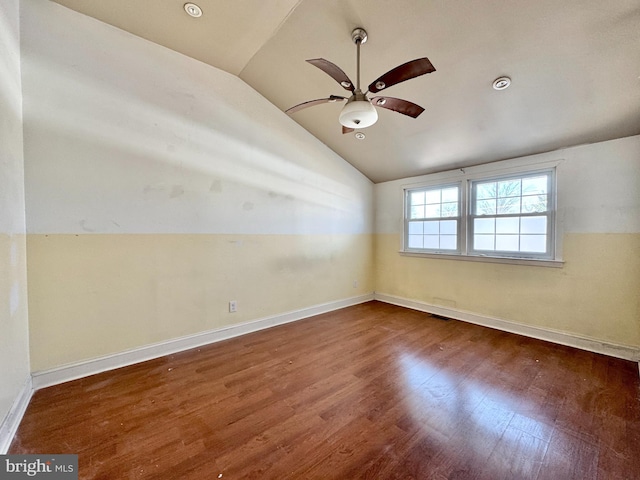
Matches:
[492,76,511,90]
[355,132,366,140]
[184,3,203,17]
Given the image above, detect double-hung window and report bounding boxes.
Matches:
[403,166,557,263]
[469,171,554,259]
[406,184,461,253]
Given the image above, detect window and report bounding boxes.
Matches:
[406,184,460,253]
[469,171,554,259]
[403,167,557,263]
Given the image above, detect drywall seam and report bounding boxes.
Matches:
[0,376,33,454]
[374,293,640,362]
[31,293,374,390]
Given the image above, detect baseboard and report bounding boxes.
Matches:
[32,293,375,390]
[0,376,33,454]
[374,292,640,362]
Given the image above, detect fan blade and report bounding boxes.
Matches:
[371,96,425,118]
[286,95,346,115]
[342,126,354,134]
[368,58,435,93]
[307,59,355,92]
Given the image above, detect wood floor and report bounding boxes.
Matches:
[10,301,640,479]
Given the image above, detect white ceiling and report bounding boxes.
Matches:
[50,0,640,183]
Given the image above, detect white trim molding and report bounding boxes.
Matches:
[31,294,374,390]
[374,292,640,362]
[0,376,33,454]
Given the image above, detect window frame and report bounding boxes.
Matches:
[404,182,462,254]
[467,169,556,260]
[401,163,561,267]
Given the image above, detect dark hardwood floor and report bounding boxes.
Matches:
[10,301,640,479]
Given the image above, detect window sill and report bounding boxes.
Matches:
[399,250,564,268]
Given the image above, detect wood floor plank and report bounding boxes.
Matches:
[9,301,640,479]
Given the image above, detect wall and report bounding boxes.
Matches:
[0,0,31,451]
[22,0,374,372]
[375,135,640,351]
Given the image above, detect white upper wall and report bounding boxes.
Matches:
[22,0,373,236]
[0,0,30,452]
[375,135,640,235]
[0,0,26,235]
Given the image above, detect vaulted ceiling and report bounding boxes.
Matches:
[49,0,640,183]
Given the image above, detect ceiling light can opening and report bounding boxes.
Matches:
[184,3,203,17]
[355,132,366,140]
[492,76,511,90]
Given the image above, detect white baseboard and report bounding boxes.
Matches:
[32,293,375,390]
[0,376,33,454]
[374,292,640,362]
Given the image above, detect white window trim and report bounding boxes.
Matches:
[404,182,462,255]
[400,159,565,268]
[467,168,556,260]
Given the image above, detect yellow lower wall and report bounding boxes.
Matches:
[25,232,640,371]
[0,234,30,415]
[27,233,373,371]
[375,233,640,348]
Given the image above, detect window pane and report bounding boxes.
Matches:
[497,197,521,214]
[410,191,425,206]
[522,176,548,195]
[424,235,439,249]
[440,235,457,250]
[408,221,423,235]
[496,217,519,234]
[441,202,458,217]
[522,195,547,213]
[440,220,457,235]
[424,190,440,204]
[496,234,519,251]
[408,235,423,249]
[424,204,441,218]
[476,199,496,215]
[474,234,495,251]
[498,179,521,197]
[410,205,425,219]
[521,235,547,252]
[424,221,439,234]
[441,187,458,203]
[474,218,495,234]
[476,183,496,200]
[521,216,547,234]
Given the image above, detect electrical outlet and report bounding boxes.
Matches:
[229,300,237,313]
[353,280,358,288]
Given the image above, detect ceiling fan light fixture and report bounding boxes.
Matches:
[339,99,378,129]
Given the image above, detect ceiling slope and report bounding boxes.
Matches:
[50,0,640,182]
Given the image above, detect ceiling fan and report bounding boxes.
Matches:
[286,27,436,134]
